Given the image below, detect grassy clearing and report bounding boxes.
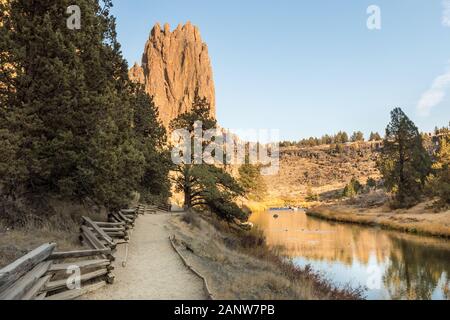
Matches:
[169,211,363,300]
[307,201,450,239]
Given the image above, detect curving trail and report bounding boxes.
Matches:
[85,213,205,300]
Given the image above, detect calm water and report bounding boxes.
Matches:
[250,210,450,300]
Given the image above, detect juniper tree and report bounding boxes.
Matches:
[369,132,382,141]
[351,131,365,142]
[0,0,144,210]
[132,86,172,204]
[170,97,247,223]
[238,161,267,201]
[377,108,431,208]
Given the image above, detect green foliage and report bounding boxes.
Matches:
[280,130,351,148]
[132,86,172,204]
[342,178,363,198]
[427,132,450,209]
[170,97,247,223]
[369,132,382,141]
[334,131,349,144]
[238,162,267,201]
[351,131,365,142]
[0,0,171,213]
[377,108,431,208]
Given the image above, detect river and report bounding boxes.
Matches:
[250,210,450,300]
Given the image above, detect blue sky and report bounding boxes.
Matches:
[111,0,450,141]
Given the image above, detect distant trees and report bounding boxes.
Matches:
[351,131,365,142]
[377,108,431,208]
[369,132,382,141]
[281,130,371,148]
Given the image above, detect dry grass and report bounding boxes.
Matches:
[168,212,363,300]
[307,198,450,239]
[264,143,380,201]
[0,201,107,268]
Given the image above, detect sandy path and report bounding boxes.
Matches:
[85,213,205,300]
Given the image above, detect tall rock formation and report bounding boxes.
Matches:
[129,22,216,128]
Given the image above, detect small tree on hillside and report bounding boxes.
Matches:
[377,108,431,208]
[351,131,365,142]
[238,161,267,201]
[369,132,382,141]
[343,178,363,198]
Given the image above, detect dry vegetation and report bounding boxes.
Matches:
[0,201,107,268]
[307,192,450,238]
[168,211,363,300]
[263,142,380,203]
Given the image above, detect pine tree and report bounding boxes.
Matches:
[377,108,431,208]
[0,0,145,211]
[369,132,382,141]
[238,161,267,201]
[132,86,172,204]
[170,96,247,223]
[351,131,365,142]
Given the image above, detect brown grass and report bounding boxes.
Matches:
[168,212,363,300]
[0,201,107,268]
[307,200,450,239]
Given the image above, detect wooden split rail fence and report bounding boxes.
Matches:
[0,204,158,300]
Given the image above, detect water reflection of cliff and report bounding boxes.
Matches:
[250,211,450,300]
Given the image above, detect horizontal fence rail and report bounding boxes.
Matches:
[0,203,171,300]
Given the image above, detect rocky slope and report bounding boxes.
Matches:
[129,22,216,128]
[264,142,381,201]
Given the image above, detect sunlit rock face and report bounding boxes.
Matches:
[129,22,216,128]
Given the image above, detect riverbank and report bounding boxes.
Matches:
[306,201,450,239]
[167,211,363,300]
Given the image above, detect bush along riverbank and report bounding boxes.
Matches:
[167,211,364,300]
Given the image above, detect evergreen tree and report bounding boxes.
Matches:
[342,177,362,197]
[369,132,382,141]
[335,131,349,144]
[238,161,267,201]
[428,132,450,209]
[132,86,172,204]
[0,0,145,211]
[351,131,365,142]
[377,108,431,208]
[170,96,247,223]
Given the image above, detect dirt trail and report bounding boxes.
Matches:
[85,213,206,300]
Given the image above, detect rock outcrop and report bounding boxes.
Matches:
[130,22,216,128]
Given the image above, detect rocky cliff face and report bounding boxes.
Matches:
[129,22,216,128]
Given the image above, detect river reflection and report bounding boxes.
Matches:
[250,211,450,300]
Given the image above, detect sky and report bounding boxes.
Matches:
[111,0,450,141]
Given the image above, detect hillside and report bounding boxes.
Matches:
[264,142,382,202]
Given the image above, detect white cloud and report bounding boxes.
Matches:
[417,65,450,116]
[443,0,450,27]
